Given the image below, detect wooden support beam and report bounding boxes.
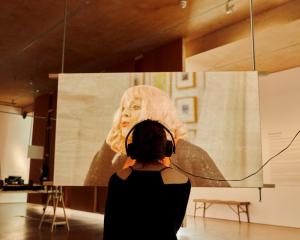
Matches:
[48,73,59,79]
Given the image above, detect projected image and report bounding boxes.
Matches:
[84,85,229,187]
[54,72,262,187]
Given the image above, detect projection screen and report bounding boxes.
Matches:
[54,72,262,187]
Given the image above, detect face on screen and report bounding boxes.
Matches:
[120,97,142,137]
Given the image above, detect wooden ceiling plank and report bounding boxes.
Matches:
[0,0,295,107]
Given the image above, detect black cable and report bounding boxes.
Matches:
[171,130,300,182]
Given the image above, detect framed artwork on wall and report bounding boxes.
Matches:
[145,72,172,96]
[176,72,196,89]
[175,96,198,123]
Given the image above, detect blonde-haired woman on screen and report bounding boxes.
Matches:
[84,85,229,187]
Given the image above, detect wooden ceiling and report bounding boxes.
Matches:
[0,0,297,108]
[186,0,300,73]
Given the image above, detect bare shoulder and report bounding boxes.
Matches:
[116,168,132,180]
[161,168,189,184]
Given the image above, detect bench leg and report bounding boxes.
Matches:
[237,205,241,223]
[203,203,206,218]
[39,193,52,229]
[194,202,197,218]
[246,204,250,223]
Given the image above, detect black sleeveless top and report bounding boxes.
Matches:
[103,168,191,240]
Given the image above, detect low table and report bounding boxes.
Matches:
[193,198,250,223]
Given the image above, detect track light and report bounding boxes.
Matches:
[179,0,187,9]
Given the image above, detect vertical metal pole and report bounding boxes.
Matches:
[28,115,33,145]
[61,0,68,73]
[249,0,256,71]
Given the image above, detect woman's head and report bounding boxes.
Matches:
[127,119,170,163]
[106,85,186,153]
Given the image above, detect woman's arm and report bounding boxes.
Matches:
[171,139,230,187]
[83,142,127,186]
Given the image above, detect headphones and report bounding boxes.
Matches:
[125,120,176,160]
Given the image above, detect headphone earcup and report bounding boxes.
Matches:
[127,143,137,159]
[165,140,174,157]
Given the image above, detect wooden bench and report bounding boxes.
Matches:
[193,199,250,223]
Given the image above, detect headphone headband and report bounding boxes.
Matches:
[125,120,176,157]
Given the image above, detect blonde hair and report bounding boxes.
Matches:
[106,85,187,153]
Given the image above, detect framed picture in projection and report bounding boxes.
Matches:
[176,72,196,89]
[145,72,172,96]
[175,96,198,123]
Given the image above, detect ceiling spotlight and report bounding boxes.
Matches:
[225,0,235,14]
[179,0,187,9]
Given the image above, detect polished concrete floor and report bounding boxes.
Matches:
[0,203,299,240]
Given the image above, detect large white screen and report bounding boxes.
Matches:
[54,72,262,187]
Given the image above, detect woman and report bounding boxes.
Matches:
[84,85,229,187]
[103,119,191,240]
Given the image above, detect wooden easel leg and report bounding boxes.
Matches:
[60,188,70,231]
[51,188,59,232]
[38,186,70,232]
[39,193,52,229]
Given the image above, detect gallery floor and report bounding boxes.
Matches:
[0,203,299,240]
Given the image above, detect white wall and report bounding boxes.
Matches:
[0,106,33,203]
[184,66,300,228]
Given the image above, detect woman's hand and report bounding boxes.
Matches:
[122,158,136,169]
